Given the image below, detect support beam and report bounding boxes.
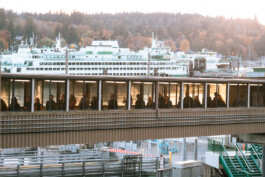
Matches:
[204,82,207,109]
[155,81,159,110]
[66,79,69,112]
[180,82,184,109]
[98,80,102,111]
[226,83,230,108]
[31,79,35,112]
[247,83,250,108]
[127,81,131,110]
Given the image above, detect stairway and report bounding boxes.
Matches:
[220,152,262,177]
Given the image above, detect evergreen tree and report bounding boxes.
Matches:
[24,17,37,38]
[0,9,7,30]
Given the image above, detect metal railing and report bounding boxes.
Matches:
[0,151,162,177]
[1,110,265,134]
[235,143,254,174]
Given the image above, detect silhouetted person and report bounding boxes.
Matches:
[193,95,201,108]
[135,94,145,109]
[108,93,118,109]
[183,92,193,108]
[164,96,172,108]
[212,92,225,107]
[10,97,20,111]
[91,96,98,110]
[159,92,165,108]
[1,99,7,111]
[46,95,57,110]
[79,94,89,110]
[58,94,66,110]
[146,96,155,109]
[24,96,31,111]
[34,98,42,111]
[207,96,213,108]
[69,94,76,110]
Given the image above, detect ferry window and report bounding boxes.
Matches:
[76,62,80,65]
[40,68,43,70]
[35,80,66,111]
[250,84,265,107]
[183,83,204,108]
[102,81,127,110]
[36,68,39,70]
[53,68,56,70]
[207,83,226,108]
[229,84,247,107]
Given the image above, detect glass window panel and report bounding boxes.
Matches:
[250,84,265,107]
[1,79,11,111]
[15,80,31,111]
[183,83,194,108]
[169,83,180,108]
[207,83,226,108]
[159,82,169,108]
[183,83,203,108]
[34,80,43,111]
[229,84,248,107]
[116,82,127,109]
[131,82,155,109]
[102,81,127,110]
[250,84,259,107]
[144,82,155,109]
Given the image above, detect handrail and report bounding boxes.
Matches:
[235,143,254,173]
[218,142,239,175]
[249,144,262,167]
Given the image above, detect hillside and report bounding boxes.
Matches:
[1,9,265,59]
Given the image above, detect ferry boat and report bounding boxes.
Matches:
[0,33,189,77]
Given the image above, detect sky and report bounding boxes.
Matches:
[1,0,265,24]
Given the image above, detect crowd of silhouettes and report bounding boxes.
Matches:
[0,91,227,111]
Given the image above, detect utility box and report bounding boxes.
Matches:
[172,160,201,177]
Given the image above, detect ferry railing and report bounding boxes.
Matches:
[235,143,254,176]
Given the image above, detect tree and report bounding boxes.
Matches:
[0,9,7,30]
[254,34,265,57]
[24,17,37,38]
[0,37,8,51]
[67,25,80,44]
[38,37,54,47]
[7,20,15,46]
[179,39,190,53]
[54,24,60,38]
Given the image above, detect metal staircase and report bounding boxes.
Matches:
[220,143,262,177]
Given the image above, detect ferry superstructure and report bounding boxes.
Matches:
[0,34,189,77]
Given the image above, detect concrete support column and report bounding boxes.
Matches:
[127,81,131,110]
[193,138,198,160]
[31,79,35,112]
[98,80,102,111]
[182,138,187,161]
[262,145,265,177]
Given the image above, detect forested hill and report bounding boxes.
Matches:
[1,9,265,59]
